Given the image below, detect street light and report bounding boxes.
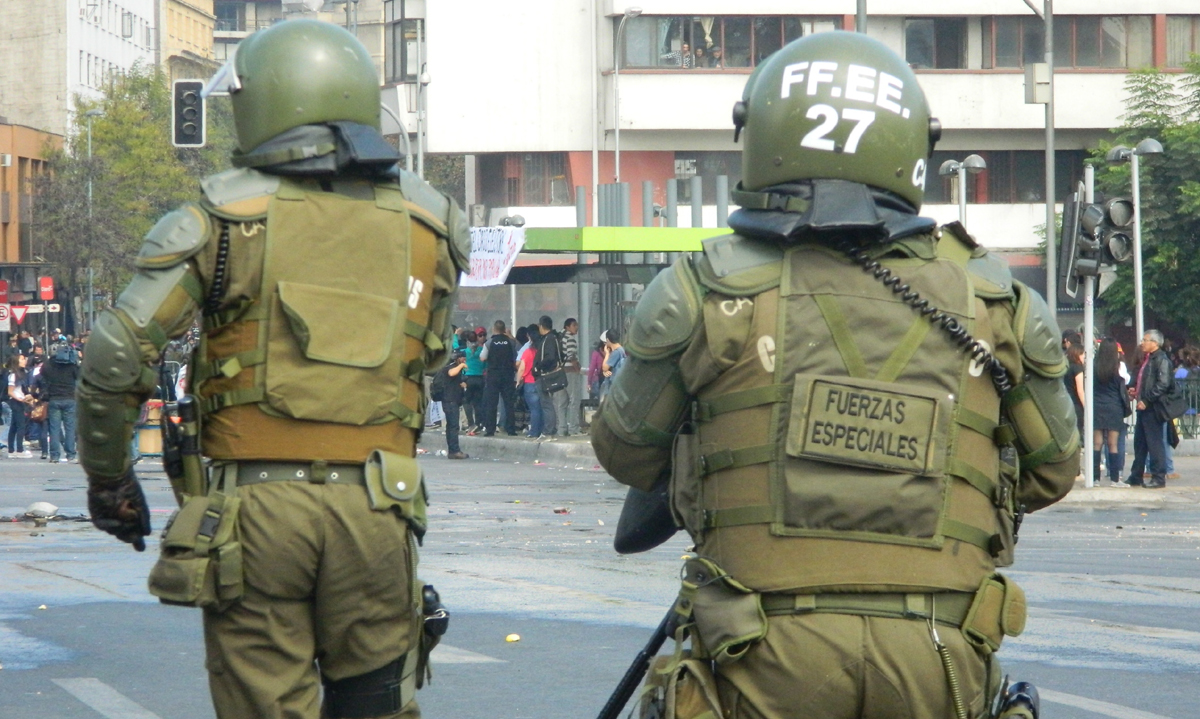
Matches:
[1106,137,1163,341]
[938,154,986,225]
[613,6,642,183]
[84,108,104,332]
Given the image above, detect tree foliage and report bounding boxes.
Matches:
[34,62,236,294]
[1092,60,1200,338]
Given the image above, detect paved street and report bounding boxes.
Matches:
[0,446,1198,719]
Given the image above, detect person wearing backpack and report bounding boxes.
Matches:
[433,351,469,459]
[40,340,80,463]
[533,315,566,437]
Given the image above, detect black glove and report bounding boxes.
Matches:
[87,468,152,552]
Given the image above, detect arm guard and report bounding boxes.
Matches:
[78,208,208,481]
[593,259,702,491]
[1002,281,1080,512]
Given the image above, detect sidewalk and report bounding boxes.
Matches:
[418,427,1200,505]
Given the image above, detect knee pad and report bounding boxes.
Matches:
[322,656,408,719]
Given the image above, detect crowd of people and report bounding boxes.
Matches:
[1,329,85,462]
[1063,328,1198,488]
[428,317,627,458]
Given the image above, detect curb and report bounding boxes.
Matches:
[1056,485,1200,506]
[419,432,600,469]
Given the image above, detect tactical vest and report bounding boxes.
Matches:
[192,175,444,463]
[675,230,1018,594]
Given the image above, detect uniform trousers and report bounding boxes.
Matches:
[713,614,995,719]
[203,481,420,719]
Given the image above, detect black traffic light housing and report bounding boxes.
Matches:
[1060,181,1134,300]
[172,79,206,148]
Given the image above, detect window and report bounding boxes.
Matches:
[982,16,1045,68]
[673,152,740,204]
[479,153,572,208]
[619,15,840,70]
[1167,16,1200,68]
[905,18,966,70]
[384,0,420,83]
[214,1,242,32]
[1054,16,1153,69]
[924,150,1086,205]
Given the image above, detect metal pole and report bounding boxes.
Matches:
[416,20,425,179]
[577,185,590,361]
[666,180,677,228]
[613,14,631,183]
[1132,152,1144,341]
[690,176,702,228]
[958,168,967,225]
[87,116,94,218]
[510,283,517,337]
[87,267,94,331]
[642,180,653,227]
[590,0,599,227]
[619,182,631,228]
[856,0,867,33]
[576,186,588,228]
[1044,0,1057,319]
[87,114,95,331]
[716,175,729,228]
[1083,164,1095,488]
[380,102,413,174]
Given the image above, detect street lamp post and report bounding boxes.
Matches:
[613,6,641,183]
[938,154,987,225]
[1106,138,1164,341]
[84,108,104,331]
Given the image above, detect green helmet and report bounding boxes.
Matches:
[215,19,381,153]
[734,31,940,209]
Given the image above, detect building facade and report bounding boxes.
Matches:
[0,0,156,137]
[161,0,218,81]
[0,122,63,266]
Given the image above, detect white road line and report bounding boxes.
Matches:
[432,643,506,664]
[1042,689,1177,719]
[52,678,164,719]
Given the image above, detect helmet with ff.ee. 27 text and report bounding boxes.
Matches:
[733,31,942,210]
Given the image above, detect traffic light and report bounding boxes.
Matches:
[172,79,206,148]
[1060,181,1134,300]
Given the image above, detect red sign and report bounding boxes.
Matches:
[38,276,53,301]
[10,305,27,324]
[0,280,8,304]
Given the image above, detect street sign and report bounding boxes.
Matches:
[47,303,60,312]
[23,304,44,314]
[0,280,9,304]
[0,304,9,333]
[38,276,54,301]
[11,305,27,324]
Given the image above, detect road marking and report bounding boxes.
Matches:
[1042,689,1176,719]
[53,678,163,719]
[432,643,506,664]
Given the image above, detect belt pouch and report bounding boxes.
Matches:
[639,653,724,719]
[683,557,768,665]
[669,429,703,537]
[147,468,243,609]
[365,449,428,540]
[961,573,1027,652]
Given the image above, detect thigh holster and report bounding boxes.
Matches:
[323,655,414,719]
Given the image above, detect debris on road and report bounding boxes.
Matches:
[505,633,521,643]
[26,502,58,518]
[553,507,570,514]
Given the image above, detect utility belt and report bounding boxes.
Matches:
[675,558,1027,663]
[215,460,367,487]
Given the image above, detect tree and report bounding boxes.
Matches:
[1092,61,1200,339]
[34,62,236,298]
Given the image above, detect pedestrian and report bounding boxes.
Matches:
[439,351,469,459]
[76,20,466,719]
[1128,330,1172,488]
[463,329,486,432]
[562,317,582,435]
[517,329,544,439]
[39,340,79,463]
[533,315,566,437]
[1065,343,1085,437]
[480,320,519,436]
[587,338,606,400]
[591,32,1077,719]
[26,351,48,458]
[599,327,625,398]
[1092,338,1129,486]
[6,354,33,458]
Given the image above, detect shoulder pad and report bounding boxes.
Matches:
[135,203,211,270]
[695,233,783,297]
[626,259,704,361]
[966,251,1015,300]
[1012,280,1067,378]
[201,168,280,210]
[446,198,471,273]
[399,169,450,232]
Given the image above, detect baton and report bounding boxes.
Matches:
[596,607,678,719]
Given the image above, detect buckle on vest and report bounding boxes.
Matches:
[310,460,328,484]
[766,193,790,211]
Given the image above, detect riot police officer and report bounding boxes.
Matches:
[592,32,1078,719]
[79,20,467,719]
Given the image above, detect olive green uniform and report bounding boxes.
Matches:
[77,20,467,719]
[593,225,1078,719]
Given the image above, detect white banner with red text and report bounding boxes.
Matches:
[459,227,525,287]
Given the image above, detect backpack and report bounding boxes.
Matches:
[52,345,77,366]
